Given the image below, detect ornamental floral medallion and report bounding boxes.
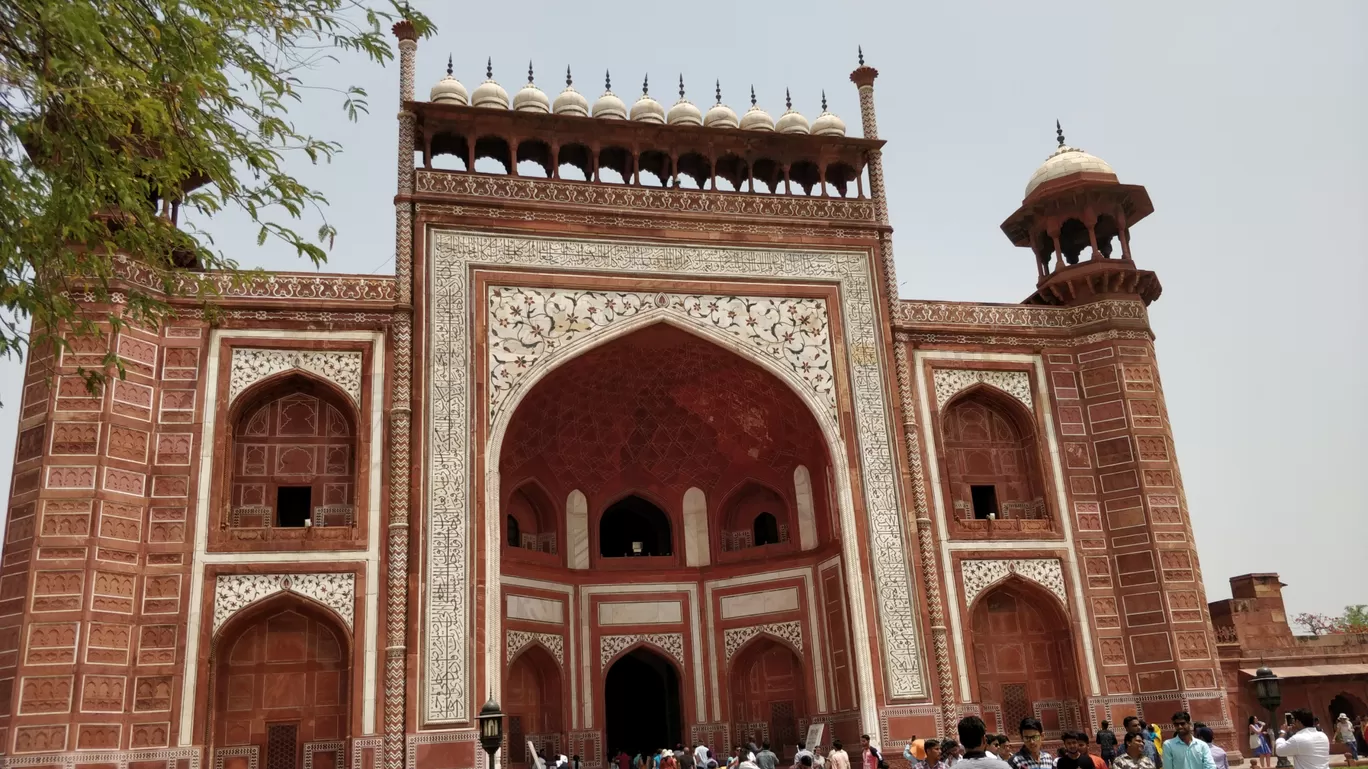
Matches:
[228,348,364,406]
[488,288,835,425]
[428,231,927,723]
[960,559,1066,607]
[931,369,1033,411]
[213,573,356,632]
[722,621,805,661]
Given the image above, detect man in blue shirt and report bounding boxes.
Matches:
[1162,712,1215,769]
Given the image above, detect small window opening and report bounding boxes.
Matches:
[753,512,780,546]
[277,486,312,528]
[970,485,999,520]
[507,514,521,547]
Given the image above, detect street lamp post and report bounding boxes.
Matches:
[1252,666,1291,769]
[479,698,505,768]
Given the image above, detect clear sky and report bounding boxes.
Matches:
[0,1,1363,624]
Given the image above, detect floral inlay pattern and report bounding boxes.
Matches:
[599,633,685,669]
[722,621,804,661]
[932,369,1033,411]
[213,573,356,632]
[506,631,565,667]
[960,559,1066,608]
[228,348,364,406]
[488,288,835,424]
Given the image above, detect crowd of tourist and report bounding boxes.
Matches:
[588,706,1367,769]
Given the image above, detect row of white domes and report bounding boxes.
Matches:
[429,59,847,136]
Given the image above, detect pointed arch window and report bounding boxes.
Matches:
[752,512,780,546]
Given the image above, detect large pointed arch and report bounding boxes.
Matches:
[482,314,879,727]
[206,593,354,755]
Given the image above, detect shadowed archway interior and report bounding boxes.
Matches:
[605,648,681,757]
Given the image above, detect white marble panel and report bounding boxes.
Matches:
[507,594,564,624]
[598,600,683,626]
[794,465,818,551]
[719,587,800,619]
[567,489,589,570]
[683,487,710,567]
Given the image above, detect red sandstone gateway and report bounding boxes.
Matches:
[1,25,1310,769]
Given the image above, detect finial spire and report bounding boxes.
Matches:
[527,61,534,84]
[785,88,792,110]
[605,70,611,91]
[446,55,453,77]
[486,57,492,80]
[1056,119,1065,147]
[566,65,572,87]
[750,85,757,107]
[643,74,649,95]
[715,80,722,105]
[678,74,685,100]
[858,46,865,66]
[821,90,828,111]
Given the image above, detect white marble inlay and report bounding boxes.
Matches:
[683,487,710,567]
[720,587,800,619]
[794,465,817,551]
[507,594,564,624]
[567,490,589,570]
[598,601,683,626]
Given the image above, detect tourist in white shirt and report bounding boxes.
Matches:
[1276,709,1330,769]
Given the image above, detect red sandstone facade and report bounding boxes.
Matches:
[0,27,1252,769]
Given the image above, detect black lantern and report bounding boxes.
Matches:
[1251,667,1290,768]
[478,698,504,760]
[1252,666,1282,712]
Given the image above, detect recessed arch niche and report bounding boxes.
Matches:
[497,323,833,570]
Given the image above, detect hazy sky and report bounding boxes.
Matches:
[1,1,1363,624]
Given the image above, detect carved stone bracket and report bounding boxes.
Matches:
[228,348,364,406]
[213,573,356,632]
[489,287,835,425]
[932,368,1033,411]
[599,633,685,669]
[722,621,804,661]
[506,630,565,667]
[960,558,1066,608]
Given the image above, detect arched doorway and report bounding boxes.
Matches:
[730,638,807,758]
[212,599,350,768]
[1329,693,1368,730]
[969,580,1078,735]
[605,648,682,757]
[506,645,563,768]
[599,494,672,558]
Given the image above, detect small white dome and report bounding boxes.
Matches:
[512,63,549,113]
[704,82,739,129]
[592,72,627,119]
[666,76,702,126]
[811,92,845,136]
[774,89,810,134]
[470,58,509,109]
[1024,123,1117,197]
[739,86,774,131]
[553,67,589,117]
[629,75,665,123]
[430,56,468,105]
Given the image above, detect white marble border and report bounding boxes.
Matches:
[427,231,923,731]
[912,351,1100,699]
[178,329,385,745]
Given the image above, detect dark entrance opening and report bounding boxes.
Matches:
[276,486,312,527]
[599,495,672,557]
[970,484,999,519]
[604,648,681,757]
